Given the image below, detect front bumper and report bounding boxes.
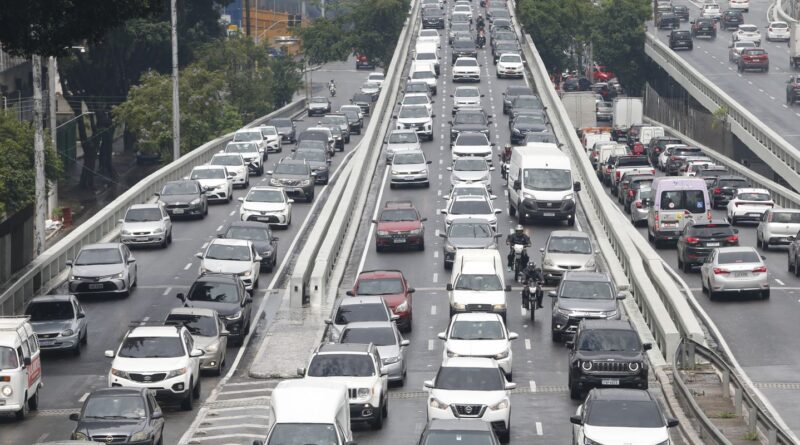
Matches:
[166,204,204,217]
[376,233,424,248]
[205,187,230,201]
[350,402,381,421]
[519,198,576,221]
[241,210,290,227]
[121,232,167,246]
[497,66,523,77]
[427,404,510,433]
[453,71,481,82]
[572,371,648,391]
[69,278,129,295]
[37,333,80,350]
[391,172,429,185]
[200,350,225,370]
[109,374,191,401]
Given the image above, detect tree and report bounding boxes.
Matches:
[592,0,651,94]
[299,17,352,65]
[516,0,595,74]
[113,67,241,161]
[268,55,304,108]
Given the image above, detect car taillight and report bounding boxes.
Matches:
[727,234,739,243]
[616,171,621,178]
[670,156,678,160]
[686,236,700,244]
[635,201,642,208]
[650,169,655,174]
[752,266,767,273]
[654,212,660,222]
[628,190,635,197]
[713,267,730,275]
[714,187,721,194]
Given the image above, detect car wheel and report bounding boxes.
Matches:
[370,404,384,429]
[72,341,81,356]
[794,256,800,276]
[193,377,202,399]
[161,236,168,249]
[763,239,769,251]
[508,200,516,217]
[498,423,510,443]
[762,289,770,300]
[569,382,582,400]
[28,390,39,411]
[708,282,717,301]
[203,202,209,216]
[181,387,193,411]
[551,329,560,342]
[701,277,708,293]
[682,257,692,273]
[167,230,173,244]
[81,328,88,345]
[788,252,794,272]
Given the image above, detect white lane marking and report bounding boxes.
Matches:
[216,225,223,232]
[437,189,442,197]
[521,306,527,317]
[536,422,543,435]
[747,81,753,85]
[35,434,49,444]
[776,278,785,285]
[163,286,172,296]
[525,338,531,350]
[184,262,193,270]
[229,210,236,216]
[201,241,209,249]
[433,272,439,283]
[428,339,435,350]
[529,380,537,392]
[357,166,390,274]
[759,88,764,93]
[435,229,440,237]
[431,305,437,315]
[78,392,89,403]
[770,96,775,100]
[434,250,439,258]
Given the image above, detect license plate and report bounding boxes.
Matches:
[663,222,678,227]
[88,283,103,290]
[543,212,555,217]
[404,176,415,181]
[173,209,184,214]
[135,237,148,242]
[291,188,303,193]
[749,213,761,217]
[706,242,720,247]
[734,272,748,278]
[601,379,620,386]
[393,238,406,243]
[257,216,271,222]
[39,340,52,346]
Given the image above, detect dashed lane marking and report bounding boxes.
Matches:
[431,305,437,315]
[163,287,172,296]
[525,338,531,350]
[428,339,435,351]
[184,262,193,270]
[529,380,537,392]
[433,272,439,283]
[536,422,543,435]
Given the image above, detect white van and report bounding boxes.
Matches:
[447,249,510,320]
[507,145,581,225]
[255,380,355,445]
[638,126,664,147]
[0,317,42,419]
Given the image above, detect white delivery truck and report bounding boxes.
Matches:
[790,22,800,69]
[0,317,42,420]
[612,97,643,129]
[561,92,597,129]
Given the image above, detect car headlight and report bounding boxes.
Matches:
[492,303,506,311]
[414,170,427,175]
[190,198,202,205]
[69,275,76,281]
[1,385,12,397]
[301,179,311,186]
[357,387,371,399]
[409,228,422,235]
[628,362,641,372]
[585,258,596,269]
[429,397,448,410]
[395,300,409,313]
[165,367,188,379]
[523,191,536,200]
[121,229,132,235]
[602,309,619,318]
[241,206,254,213]
[226,310,243,321]
[581,360,593,371]
[391,170,401,175]
[110,272,123,279]
[377,230,390,236]
[494,349,510,360]
[564,193,574,201]
[512,128,521,134]
[61,329,74,337]
[382,356,400,365]
[152,227,165,234]
[199,266,210,275]
[205,342,219,353]
[556,307,572,317]
[489,399,509,410]
[240,269,252,277]
[543,258,554,266]
[130,431,152,442]
[110,368,131,379]
[73,432,89,440]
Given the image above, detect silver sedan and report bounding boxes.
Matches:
[540,230,596,283]
[166,307,229,376]
[700,247,769,300]
[337,321,409,385]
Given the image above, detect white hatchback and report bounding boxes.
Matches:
[496,53,524,79]
[733,24,761,46]
[418,29,441,49]
[438,313,517,378]
[767,21,790,41]
[726,188,774,225]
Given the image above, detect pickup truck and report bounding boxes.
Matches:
[610,155,654,194]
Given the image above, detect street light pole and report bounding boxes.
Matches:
[32,55,46,256]
[171,0,180,161]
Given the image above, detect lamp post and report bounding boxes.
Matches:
[171,0,180,162]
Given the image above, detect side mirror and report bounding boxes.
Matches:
[504,284,511,292]
[154,192,161,197]
[195,252,203,259]
[254,255,263,262]
[69,413,81,421]
[66,260,73,266]
[324,318,332,324]
[297,367,306,376]
[421,217,428,222]
[401,339,410,347]
[548,291,558,298]
[104,350,115,358]
[573,181,582,191]
[177,292,185,302]
[190,348,204,357]
[489,167,496,171]
[220,330,230,337]
[266,170,274,175]
[440,209,448,215]
[438,232,447,238]
[617,292,627,300]
[391,314,400,321]
[667,418,680,428]
[446,283,454,291]
[408,288,416,293]
[643,342,653,351]
[490,195,498,200]
[77,312,86,319]
[448,120,453,125]
[346,290,355,296]
[152,410,164,419]
[423,380,434,389]
[118,219,124,224]
[494,209,502,215]
[789,235,795,241]
[504,382,517,390]
[761,255,767,260]
[238,197,245,202]
[513,179,521,190]
[272,236,279,242]
[539,247,545,253]
[570,415,583,425]
[380,366,389,376]
[287,199,294,204]
[508,332,518,340]
[437,331,446,340]
[566,341,574,349]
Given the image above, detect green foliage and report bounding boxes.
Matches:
[268,55,304,108]
[516,0,594,74]
[300,18,352,65]
[592,0,651,94]
[0,112,62,216]
[113,67,241,161]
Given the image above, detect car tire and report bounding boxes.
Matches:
[161,236,168,249]
[569,383,582,400]
[181,387,193,411]
[762,289,770,299]
[551,330,560,342]
[81,328,88,345]
[794,256,800,276]
[708,282,717,301]
[193,377,202,399]
[763,239,769,251]
[370,404,384,430]
[203,203,209,216]
[682,257,692,273]
[72,342,81,356]
[28,390,39,411]
[701,277,708,294]
[498,423,510,443]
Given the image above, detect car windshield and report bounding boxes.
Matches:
[341,327,397,346]
[0,346,18,369]
[400,106,429,118]
[211,155,242,166]
[560,281,614,299]
[450,199,491,215]
[455,59,479,67]
[82,395,146,420]
[226,143,259,153]
[293,150,327,162]
[454,113,487,124]
[191,168,226,180]
[457,134,489,145]
[450,320,504,340]
[500,54,522,63]
[738,192,770,201]
[718,250,760,264]
[394,152,426,164]
[267,424,339,445]
[718,179,748,188]
[523,168,571,191]
[389,132,419,144]
[586,400,665,428]
[188,282,240,303]
[275,163,309,175]
[118,336,184,358]
[205,243,251,261]
[165,314,218,337]
[456,88,480,98]
[578,330,641,352]
[259,126,277,136]
[454,159,488,171]
[688,225,733,237]
[162,182,199,195]
[26,301,74,321]
[435,366,504,390]
[381,209,418,221]
[311,97,328,104]
[449,222,493,238]
[548,237,592,254]
[75,248,122,265]
[515,97,542,108]
[660,190,706,213]
[233,131,262,142]
[516,115,545,126]
[739,25,757,32]
[269,118,292,127]
[770,212,800,223]
[454,274,503,291]
[125,208,161,222]
[307,354,375,377]
[245,189,284,203]
[423,431,494,445]
[405,95,429,105]
[412,71,435,80]
[226,226,270,242]
[357,278,404,295]
[773,22,789,28]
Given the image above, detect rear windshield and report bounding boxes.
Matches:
[125,208,162,222]
[718,179,749,188]
[341,327,396,346]
[737,192,770,201]
[334,303,389,324]
[660,190,706,213]
[770,212,800,223]
[688,225,734,237]
[718,250,760,264]
[26,301,74,321]
[165,314,217,337]
[356,278,404,295]
[585,400,665,428]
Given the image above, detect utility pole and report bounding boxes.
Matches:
[32,55,46,256]
[245,0,252,37]
[321,0,326,18]
[48,57,57,156]
[171,0,180,161]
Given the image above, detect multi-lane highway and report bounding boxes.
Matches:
[649,0,800,149]
[1,60,372,444]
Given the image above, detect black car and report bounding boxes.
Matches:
[291,147,331,184]
[422,7,445,28]
[509,113,548,144]
[219,221,279,271]
[677,221,739,272]
[450,109,492,141]
[709,175,750,208]
[178,273,253,345]
[339,106,364,134]
[665,146,703,175]
[502,85,534,115]
[657,12,680,29]
[720,10,743,30]
[672,5,689,20]
[451,38,478,63]
[691,17,717,37]
[155,180,208,219]
[268,117,296,144]
[351,92,373,115]
[70,388,165,444]
[669,30,693,50]
[647,136,682,166]
[567,319,651,400]
[524,131,556,144]
[417,419,501,445]
[510,94,544,118]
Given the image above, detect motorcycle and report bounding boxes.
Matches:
[329,83,336,97]
[511,244,529,283]
[521,264,544,322]
[499,144,512,179]
[476,34,486,49]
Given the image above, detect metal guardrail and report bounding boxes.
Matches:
[777,0,798,23]
[0,99,307,315]
[288,0,421,307]
[644,33,800,192]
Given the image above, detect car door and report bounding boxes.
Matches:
[250,243,260,283]
[700,249,714,282]
[183,330,200,375]
[160,205,172,236]
[72,298,86,336]
[218,318,228,355]
[147,392,165,438]
[122,245,136,283]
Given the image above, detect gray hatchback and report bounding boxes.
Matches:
[25,294,88,354]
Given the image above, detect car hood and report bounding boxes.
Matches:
[452,145,491,153]
[30,320,74,334]
[449,237,496,249]
[71,263,125,278]
[121,221,165,232]
[241,201,288,213]
[201,258,251,275]
[78,419,147,437]
[446,339,508,356]
[583,425,668,444]
[430,389,507,406]
[186,300,241,318]
[450,290,506,305]
[388,143,421,152]
[398,117,431,125]
[452,170,488,182]
[377,221,422,231]
[195,178,228,188]
[393,162,428,172]
[545,252,593,267]
[309,103,329,108]
[377,344,401,360]
[452,123,489,133]
[160,193,199,204]
[112,356,188,372]
[192,335,221,351]
[558,298,616,313]
[274,173,308,181]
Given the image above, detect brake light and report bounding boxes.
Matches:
[635,201,642,208]
[671,156,679,160]
[727,234,739,242]
[628,190,635,197]
[686,236,700,244]
[655,212,660,222]
[616,171,621,178]
[713,267,730,275]
[752,266,767,273]
[650,169,655,174]
[714,187,721,194]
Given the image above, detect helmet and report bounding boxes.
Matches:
[515,224,524,234]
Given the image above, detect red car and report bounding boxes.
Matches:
[347,270,415,332]
[592,65,615,82]
[355,53,374,70]
[374,201,426,251]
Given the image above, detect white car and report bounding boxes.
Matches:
[757,208,800,249]
[210,153,249,188]
[442,195,502,231]
[451,132,493,164]
[225,141,264,176]
[452,4,472,15]
[425,357,515,443]
[681,157,714,176]
[447,183,497,202]
[733,24,761,46]
[367,72,385,87]
[409,62,438,95]
[767,21,790,41]
[657,143,687,171]
[361,81,382,97]
[453,57,481,82]
[402,92,434,116]
[438,313,517,378]
[119,203,173,248]
[451,86,483,114]
[386,129,422,161]
[390,149,431,188]
[700,3,721,20]
[418,29,441,48]
[189,165,233,202]
[396,104,434,141]
[496,53,524,79]
[257,125,282,153]
[571,389,678,445]
[238,186,293,227]
[105,324,203,411]
[232,128,267,158]
[726,188,774,225]
[197,238,262,290]
[447,157,494,191]
[728,0,749,11]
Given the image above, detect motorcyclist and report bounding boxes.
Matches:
[520,261,544,309]
[476,30,486,48]
[500,143,512,179]
[328,79,336,96]
[476,15,485,30]
[505,225,531,272]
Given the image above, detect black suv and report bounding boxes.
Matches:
[450,109,492,141]
[422,7,444,29]
[677,221,739,272]
[178,273,253,344]
[549,271,625,342]
[647,136,682,166]
[657,12,680,30]
[708,175,750,208]
[567,319,651,400]
[268,158,316,202]
[691,17,716,38]
[665,146,703,175]
[720,10,744,30]
[669,30,693,50]
[70,388,165,443]
[451,38,478,63]
[502,85,534,114]
[672,5,689,21]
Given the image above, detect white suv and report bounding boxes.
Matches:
[232,128,267,158]
[105,325,202,410]
[424,357,515,442]
[439,313,517,379]
[452,57,481,82]
[396,105,434,141]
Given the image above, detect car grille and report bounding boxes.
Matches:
[466,303,493,312]
[130,231,151,236]
[75,282,118,292]
[128,372,167,383]
[166,203,190,209]
[91,435,128,443]
[37,333,58,339]
[280,179,301,186]
[452,404,486,418]
[557,265,583,270]
[589,361,637,373]
[404,123,426,131]
[535,200,565,210]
